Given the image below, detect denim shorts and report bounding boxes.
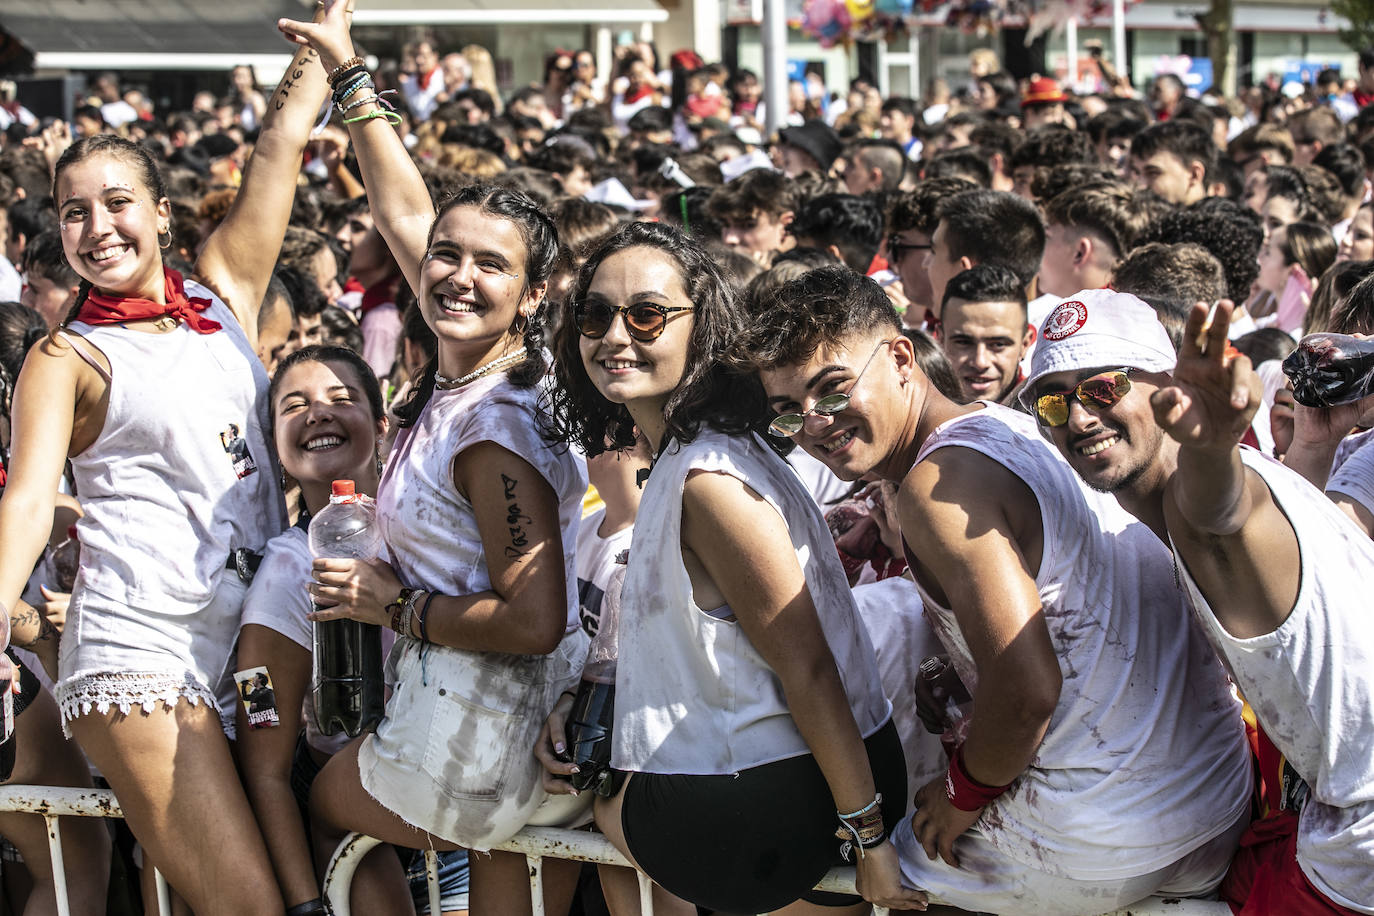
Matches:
[358,627,588,850]
[404,847,470,914]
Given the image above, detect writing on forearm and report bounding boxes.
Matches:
[272,48,319,110]
[501,473,532,559]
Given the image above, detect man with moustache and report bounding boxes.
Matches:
[739,267,1252,914]
[1022,290,1374,915]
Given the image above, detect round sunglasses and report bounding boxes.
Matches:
[1034,368,1133,427]
[573,301,694,342]
[768,339,892,438]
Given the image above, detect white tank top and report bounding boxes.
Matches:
[612,429,891,775]
[1173,448,1374,914]
[911,405,1252,881]
[65,282,284,611]
[377,371,585,632]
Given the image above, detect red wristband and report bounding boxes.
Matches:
[944,745,1012,812]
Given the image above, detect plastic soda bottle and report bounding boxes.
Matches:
[308,480,385,737]
[0,608,15,781]
[566,564,624,793]
[1282,333,1374,408]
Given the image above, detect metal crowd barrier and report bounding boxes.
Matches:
[0,784,1233,916]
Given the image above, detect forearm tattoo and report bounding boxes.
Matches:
[10,604,57,648]
[501,473,532,560]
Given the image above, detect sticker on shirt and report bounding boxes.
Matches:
[220,424,258,479]
[234,666,280,729]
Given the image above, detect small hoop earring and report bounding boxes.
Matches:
[158,230,172,250]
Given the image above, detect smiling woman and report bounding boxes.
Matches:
[0,16,330,914]
[274,4,592,913]
[538,222,920,915]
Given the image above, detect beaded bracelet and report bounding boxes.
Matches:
[342,92,380,114]
[945,744,1013,812]
[834,793,886,860]
[333,73,372,106]
[327,56,366,85]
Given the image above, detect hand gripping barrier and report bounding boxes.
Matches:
[0,785,1235,916]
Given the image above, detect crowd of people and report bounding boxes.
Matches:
[0,1,1370,914]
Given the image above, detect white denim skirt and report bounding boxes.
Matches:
[358,626,588,851]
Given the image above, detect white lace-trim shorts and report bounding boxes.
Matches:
[56,568,247,739]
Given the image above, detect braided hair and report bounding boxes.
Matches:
[394,183,559,428]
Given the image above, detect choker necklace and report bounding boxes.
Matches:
[434,350,527,389]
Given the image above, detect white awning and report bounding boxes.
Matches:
[349,0,669,25]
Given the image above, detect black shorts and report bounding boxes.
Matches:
[620,718,906,914]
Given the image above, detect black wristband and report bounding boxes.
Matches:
[285,899,330,916]
[417,590,439,643]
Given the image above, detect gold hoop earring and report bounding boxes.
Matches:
[158,230,172,250]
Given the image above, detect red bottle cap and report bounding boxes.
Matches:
[331,480,356,497]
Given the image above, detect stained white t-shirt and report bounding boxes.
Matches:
[909,404,1253,881]
[1173,448,1374,914]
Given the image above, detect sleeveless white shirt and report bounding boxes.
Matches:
[1173,449,1374,914]
[910,405,1252,881]
[66,282,284,611]
[377,372,585,631]
[612,429,891,775]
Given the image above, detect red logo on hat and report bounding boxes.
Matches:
[1043,300,1088,340]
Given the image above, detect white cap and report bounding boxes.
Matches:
[1019,288,1177,409]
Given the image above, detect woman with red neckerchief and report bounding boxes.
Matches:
[0,17,329,915]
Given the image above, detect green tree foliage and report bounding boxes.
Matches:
[1333,0,1374,53]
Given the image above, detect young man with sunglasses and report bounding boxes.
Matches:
[1024,290,1374,916]
[742,268,1252,913]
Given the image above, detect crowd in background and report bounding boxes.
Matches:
[0,6,1370,915]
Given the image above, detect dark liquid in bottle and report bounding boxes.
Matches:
[0,691,14,782]
[565,678,615,793]
[312,617,385,738]
[1282,333,1374,409]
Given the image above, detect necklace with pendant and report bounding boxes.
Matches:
[434,351,527,390]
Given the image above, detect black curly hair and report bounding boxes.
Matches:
[544,221,769,459]
[1138,198,1263,302]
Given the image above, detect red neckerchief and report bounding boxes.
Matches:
[78,268,220,334]
[417,67,438,91]
[343,277,365,296]
[623,84,654,105]
[1356,89,1374,108]
[923,309,942,339]
[360,275,400,317]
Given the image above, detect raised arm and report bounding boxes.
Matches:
[1154,301,1302,637]
[1152,302,1267,536]
[680,469,926,910]
[898,450,1062,866]
[279,1,436,294]
[194,5,331,340]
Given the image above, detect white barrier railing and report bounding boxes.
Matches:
[0,784,1234,916]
